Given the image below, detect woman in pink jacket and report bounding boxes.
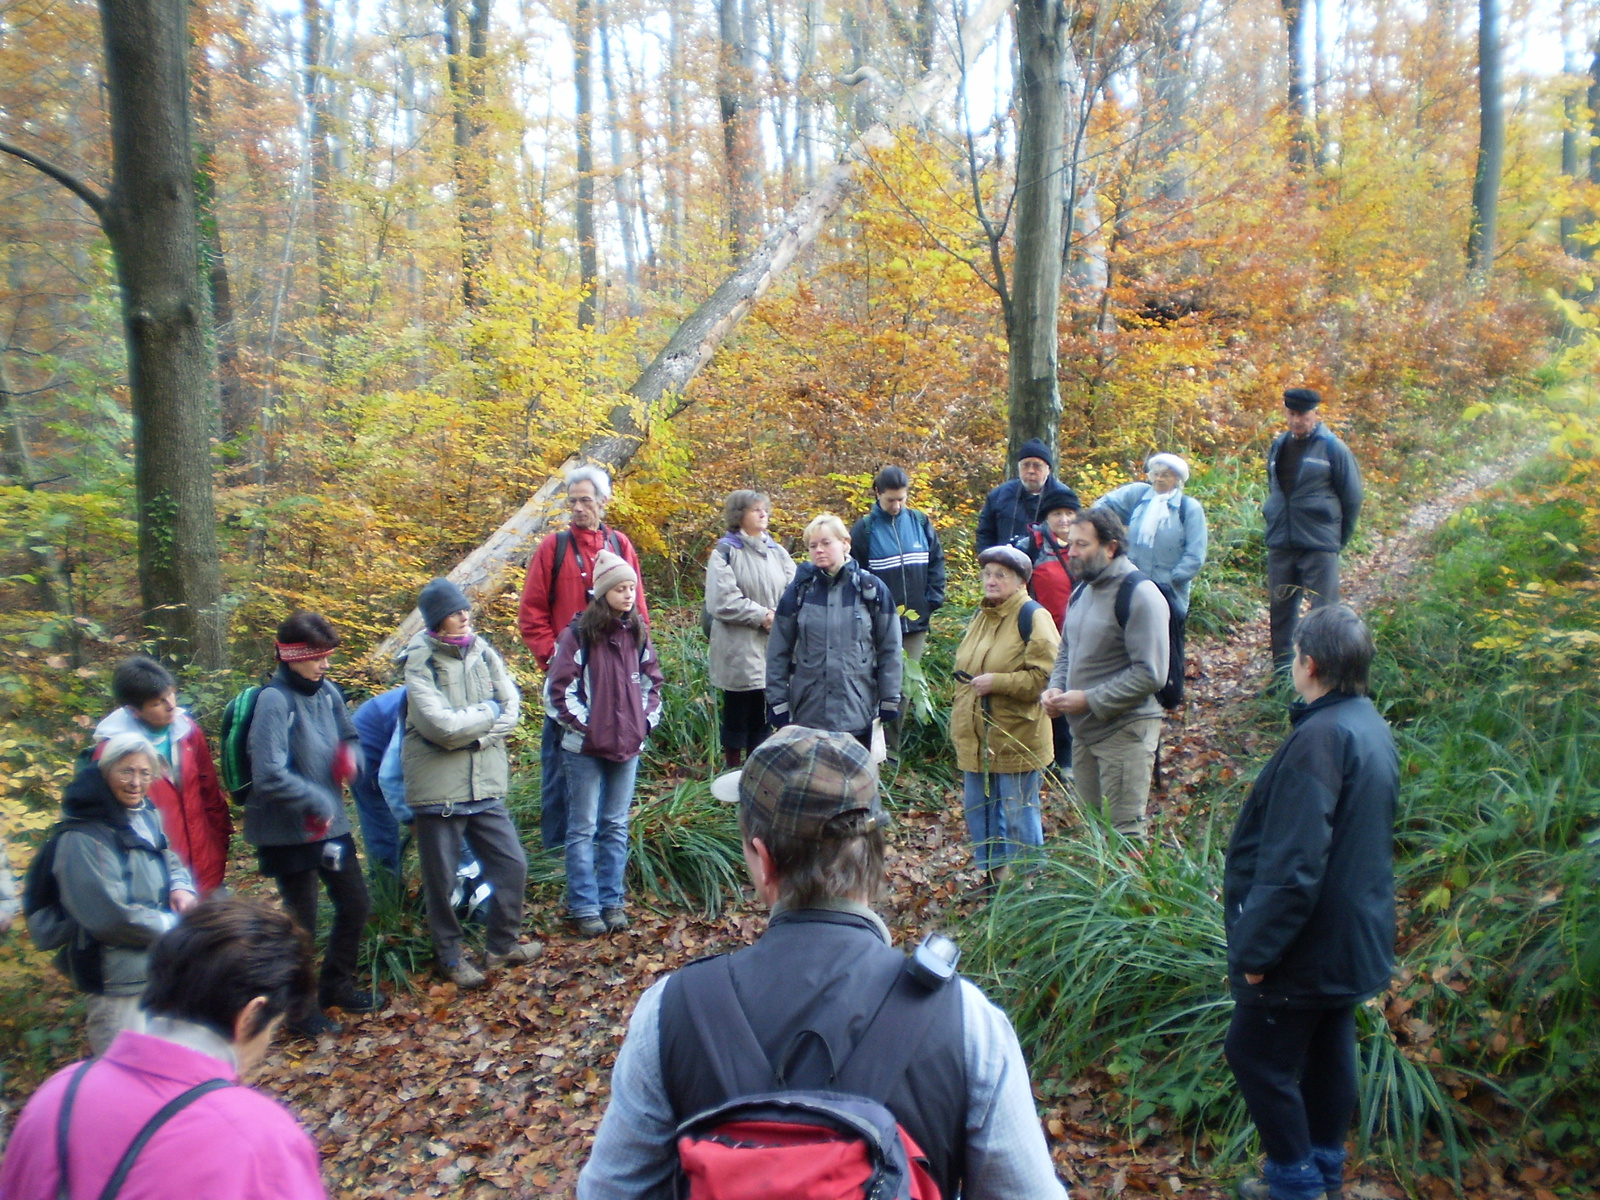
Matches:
[0,895,328,1200]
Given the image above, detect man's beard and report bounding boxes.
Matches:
[1069,557,1105,583]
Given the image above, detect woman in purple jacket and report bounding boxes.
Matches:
[544,550,665,937]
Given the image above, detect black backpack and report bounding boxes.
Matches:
[23,819,125,993]
[1111,571,1186,709]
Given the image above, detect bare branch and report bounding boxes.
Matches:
[0,139,106,219]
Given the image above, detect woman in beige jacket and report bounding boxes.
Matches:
[705,491,797,769]
[951,545,1060,888]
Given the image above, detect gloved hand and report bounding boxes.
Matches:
[484,699,503,719]
[767,706,790,730]
[879,707,899,727]
[331,742,359,787]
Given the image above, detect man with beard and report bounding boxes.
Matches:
[1041,508,1169,839]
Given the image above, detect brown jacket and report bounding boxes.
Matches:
[950,588,1059,774]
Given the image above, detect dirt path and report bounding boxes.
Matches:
[249,446,1542,1200]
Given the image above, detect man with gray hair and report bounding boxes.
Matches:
[577,725,1066,1199]
[517,465,648,849]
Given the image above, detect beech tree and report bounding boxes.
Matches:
[1466,0,1504,278]
[0,0,226,666]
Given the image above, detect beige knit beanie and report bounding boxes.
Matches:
[591,549,637,600]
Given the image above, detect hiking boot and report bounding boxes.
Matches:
[441,959,487,990]
[321,981,387,1013]
[285,1009,342,1040]
[602,907,630,932]
[485,939,545,969]
[568,914,608,937]
[1237,1174,1326,1200]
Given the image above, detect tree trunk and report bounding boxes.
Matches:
[598,0,641,304]
[1006,0,1067,469]
[665,0,685,265]
[444,0,492,310]
[193,50,246,442]
[1146,0,1190,202]
[1465,0,1503,278]
[719,0,762,252]
[100,0,227,666]
[1280,0,1312,170]
[574,0,598,328]
[370,0,1013,660]
[305,0,337,327]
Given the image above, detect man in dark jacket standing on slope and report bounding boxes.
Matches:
[517,465,648,850]
[1223,605,1398,1200]
[1264,388,1363,675]
[976,437,1081,552]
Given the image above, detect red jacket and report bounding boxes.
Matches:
[1026,531,1074,632]
[517,523,648,670]
[93,708,232,893]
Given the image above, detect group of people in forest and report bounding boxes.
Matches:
[2,387,1381,1200]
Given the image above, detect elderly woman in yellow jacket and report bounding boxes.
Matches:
[952,545,1060,889]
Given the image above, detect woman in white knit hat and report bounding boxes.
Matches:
[544,550,665,936]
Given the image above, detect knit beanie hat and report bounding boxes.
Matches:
[591,550,637,600]
[419,577,472,631]
[1016,437,1054,469]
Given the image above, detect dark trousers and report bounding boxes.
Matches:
[275,842,372,1013]
[539,714,568,850]
[348,767,403,878]
[414,802,528,964]
[1225,1003,1358,1166]
[1051,714,1074,770]
[719,689,770,752]
[1268,548,1341,673]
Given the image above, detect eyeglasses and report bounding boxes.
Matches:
[110,767,155,783]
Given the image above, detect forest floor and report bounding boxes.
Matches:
[0,445,1555,1199]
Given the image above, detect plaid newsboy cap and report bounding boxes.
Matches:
[720,725,885,841]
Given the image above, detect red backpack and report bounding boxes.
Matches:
[670,956,950,1200]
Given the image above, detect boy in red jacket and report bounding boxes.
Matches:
[94,656,232,892]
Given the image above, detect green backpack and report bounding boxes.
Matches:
[218,681,286,804]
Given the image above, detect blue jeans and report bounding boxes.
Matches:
[540,715,569,850]
[562,751,639,918]
[962,769,1043,873]
[349,767,404,878]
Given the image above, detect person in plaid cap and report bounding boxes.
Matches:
[578,726,1066,1200]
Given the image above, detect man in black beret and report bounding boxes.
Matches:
[1263,388,1363,676]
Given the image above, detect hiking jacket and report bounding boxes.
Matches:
[518,524,649,670]
[576,904,1067,1200]
[1014,525,1073,630]
[976,475,1080,551]
[37,764,191,997]
[400,632,521,814]
[1048,555,1170,746]
[1095,483,1208,616]
[705,532,796,692]
[1262,424,1363,552]
[93,707,231,894]
[1225,691,1398,1008]
[0,1023,327,1199]
[546,616,665,762]
[950,589,1059,774]
[766,561,902,734]
[850,504,947,634]
[242,668,358,848]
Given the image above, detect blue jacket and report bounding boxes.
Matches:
[352,687,406,776]
[1095,483,1208,616]
[1263,424,1363,552]
[976,476,1080,552]
[850,505,946,634]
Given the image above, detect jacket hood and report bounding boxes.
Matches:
[62,761,132,824]
[94,704,194,745]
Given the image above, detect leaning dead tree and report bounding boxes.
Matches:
[371,0,1011,663]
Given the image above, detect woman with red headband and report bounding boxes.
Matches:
[244,611,382,1039]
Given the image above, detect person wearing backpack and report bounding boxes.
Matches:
[517,465,650,851]
[706,490,795,770]
[1041,509,1170,841]
[1095,453,1208,707]
[545,551,664,937]
[0,895,328,1199]
[1011,492,1080,777]
[243,611,380,1039]
[27,733,196,1054]
[952,546,1059,895]
[578,725,1067,1200]
[92,656,232,894]
[400,577,542,988]
[766,514,902,750]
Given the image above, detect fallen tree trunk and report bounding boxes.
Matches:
[371,0,1011,664]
